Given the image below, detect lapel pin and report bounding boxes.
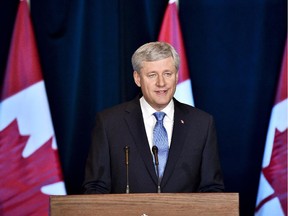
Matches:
[181,120,184,124]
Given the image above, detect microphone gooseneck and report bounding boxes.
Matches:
[124,145,130,193]
[152,145,161,193]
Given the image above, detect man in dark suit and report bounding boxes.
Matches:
[83,42,224,193]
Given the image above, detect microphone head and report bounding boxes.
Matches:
[124,145,129,165]
[152,145,158,154]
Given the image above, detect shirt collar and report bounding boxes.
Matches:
[140,97,174,121]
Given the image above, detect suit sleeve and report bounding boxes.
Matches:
[82,113,111,194]
[198,116,225,192]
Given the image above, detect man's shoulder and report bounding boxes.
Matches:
[174,99,214,120]
[98,98,140,117]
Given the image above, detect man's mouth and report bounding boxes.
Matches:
[155,90,167,95]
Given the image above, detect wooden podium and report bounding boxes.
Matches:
[50,193,239,216]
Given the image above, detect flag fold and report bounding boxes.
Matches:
[255,40,287,216]
[0,1,66,215]
[158,0,194,106]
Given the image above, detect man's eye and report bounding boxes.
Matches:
[164,72,172,77]
[148,74,156,78]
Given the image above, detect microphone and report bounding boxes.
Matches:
[124,145,130,193]
[152,146,161,193]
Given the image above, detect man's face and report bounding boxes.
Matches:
[133,56,178,111]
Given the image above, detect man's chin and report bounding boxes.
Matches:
[154,101,170,110]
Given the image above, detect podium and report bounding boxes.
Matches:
[50,193,239,216]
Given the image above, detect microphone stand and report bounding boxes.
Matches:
[152,146,161,193]
[124,145,129,193]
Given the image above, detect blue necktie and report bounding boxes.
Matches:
[153,112,169,179]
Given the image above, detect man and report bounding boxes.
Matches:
[83,42,224,193]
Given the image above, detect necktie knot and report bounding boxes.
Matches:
[153,112,166,122]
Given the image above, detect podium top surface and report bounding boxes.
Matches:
[50,193,239,216]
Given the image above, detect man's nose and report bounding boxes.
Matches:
[156,75,165,86]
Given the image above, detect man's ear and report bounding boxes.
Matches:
[133,71,141,87]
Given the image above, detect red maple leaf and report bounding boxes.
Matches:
[256,128,288,215]
[0,119,64,216]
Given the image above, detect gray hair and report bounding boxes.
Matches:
[131,41,180,73]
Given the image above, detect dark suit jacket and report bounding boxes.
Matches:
[83,97,224,193]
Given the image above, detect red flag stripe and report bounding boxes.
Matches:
[1,0,42,101]
[275,42,287,104]
[158,0,194,106]
[158,1,190,83]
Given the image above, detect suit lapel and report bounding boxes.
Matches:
[161,100,189,188]
[124,99,158,185]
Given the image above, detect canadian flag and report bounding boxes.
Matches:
[0,0,66,215]
[158,0,194,106]
[255,40,287,216]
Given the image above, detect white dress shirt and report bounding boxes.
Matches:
[139,97,174,153]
